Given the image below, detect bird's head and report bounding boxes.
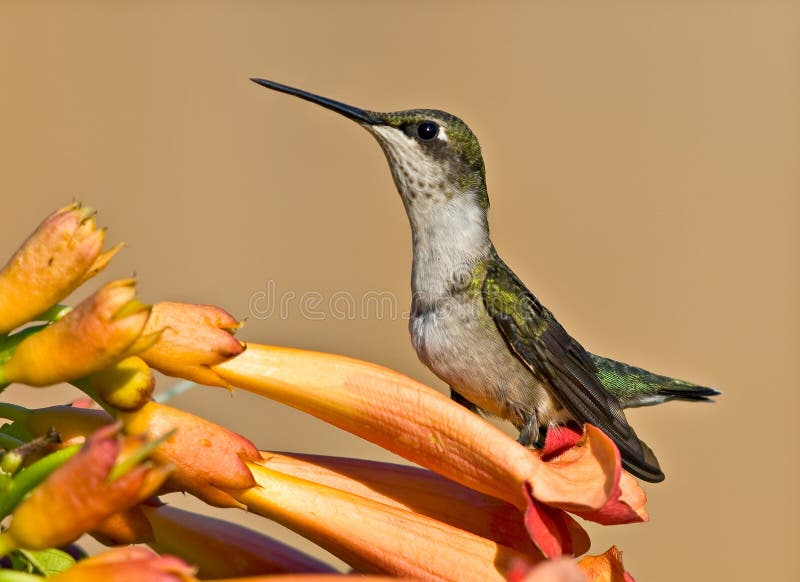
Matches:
[251,79,489,221]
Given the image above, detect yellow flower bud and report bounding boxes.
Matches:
[81,356,155,411]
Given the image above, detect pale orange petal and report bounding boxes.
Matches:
[144,504,335,577]
[259,451,548,557]
[237,462,527,581]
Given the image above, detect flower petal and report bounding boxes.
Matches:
[238,463,527,581]
[538,425,648,525]
[259,451,549,557]
[144,504,336,577]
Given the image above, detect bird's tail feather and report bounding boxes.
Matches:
[589,353,720,409]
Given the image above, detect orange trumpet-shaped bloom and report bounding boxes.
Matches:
[138,302,244,388]
[50,547,197,582]
[0,203,121,334]
[0,279,152,386]
[258,451,582,557]
[119,401,260,507]
[143,504,336,577]
[213,344,647,556]
[237,463,528,581]
[0,425,171,554]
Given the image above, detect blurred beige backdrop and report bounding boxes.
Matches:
[1,1,798,580]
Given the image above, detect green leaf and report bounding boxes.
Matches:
[18,548,75,576]
[0,432,24,451]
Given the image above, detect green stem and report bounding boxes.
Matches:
[32,304,71,322]
[0,433,24,450]
[0,445,80,520]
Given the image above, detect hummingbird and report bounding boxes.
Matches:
[251,78,720,483]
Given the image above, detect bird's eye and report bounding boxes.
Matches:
[416,121,439,141]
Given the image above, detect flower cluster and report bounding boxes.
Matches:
[0,204,641,581]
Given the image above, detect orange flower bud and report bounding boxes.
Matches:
[120,401,259,507]
[0,279,151,386]
[0,425,170,552]
[138,302,244,388]
[50,547,197,582]
[144,504,336,577]
[0,203,121,334]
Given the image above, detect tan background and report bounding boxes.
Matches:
[1,1,798,580]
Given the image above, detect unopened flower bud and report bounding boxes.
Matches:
[0,279,151,386]
[139,302,244,388]
[0,203,121,334]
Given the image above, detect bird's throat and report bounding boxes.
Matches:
[408,196,492,302]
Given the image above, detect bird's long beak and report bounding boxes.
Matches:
[251,78,377,125]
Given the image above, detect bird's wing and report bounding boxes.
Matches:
[482,259,665,483]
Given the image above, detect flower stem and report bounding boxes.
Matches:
[0,433,24,450]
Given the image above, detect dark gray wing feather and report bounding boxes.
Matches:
[482,259,665,483]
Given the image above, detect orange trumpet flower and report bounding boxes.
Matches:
[213,344,647,557]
